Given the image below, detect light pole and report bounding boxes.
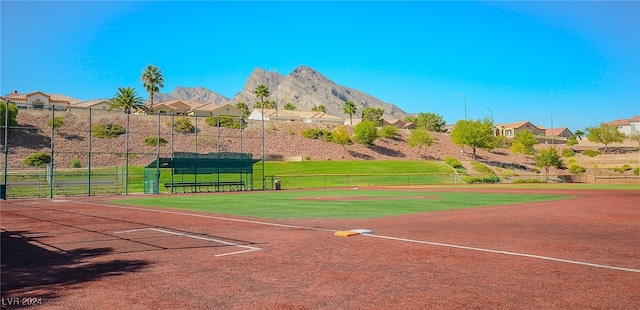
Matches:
[485,107,493,123]
[551,112,559,145]
[454,94,467,120]
[269,68,278,120]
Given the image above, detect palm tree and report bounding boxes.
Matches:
[254,84,270,111]
[343,100,357,125]
[110,87,145,114]
[312,104,326,113]
[140,64,164,111]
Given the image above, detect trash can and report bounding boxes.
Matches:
[0,184,6,199]
[275,180,281,190]
[150,179,159,194]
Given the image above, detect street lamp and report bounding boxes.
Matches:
[551,112,560,145]
[485,107,493,123]
[454,94,467,120]
[269,68,278,120]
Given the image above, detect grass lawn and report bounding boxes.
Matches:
[113,189,573,219]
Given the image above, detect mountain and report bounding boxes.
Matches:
[152,86,229,105]
[153,66,409,120]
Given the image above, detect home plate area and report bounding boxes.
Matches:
[114,228,261,256]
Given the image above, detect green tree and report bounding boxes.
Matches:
[361,107,385,126]
[343,100,357,125]
[109,87,145,114]
[48,116,65,134]
[331,125,352,151]
[408,128,437,158]
[404,115,418,124]
[140,64,164,111]
[415,112,446,132]
[450,118,496,160]
[284,102,296,110]
[0,102,18,141]
[312,104,326,113]
[585,123,626,154]
[380,125,399,139]
[535,147,564,180]
[573,129,585,140]
[353,120,378,145]
[511,129,537,157]
[235,102,249,118]
[23,152,52,167]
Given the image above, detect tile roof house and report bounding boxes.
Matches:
[150,99,243,119]
[494,121,546,138]
[248,108,345,125]
[545,127,573,138]
[69,99,112,111]
[4,90,82,111]
[607,115,640,135]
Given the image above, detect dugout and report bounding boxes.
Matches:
[143,152,259,194]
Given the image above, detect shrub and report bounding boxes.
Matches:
[582,149,601,157]
[354,120,378,145]
[568,164,586,174]
[634,167,639,176]
[513,179,546,184]
[301,128,332,141]
[566,136,578,146]
[92,123,126,138]
[48,116,65,131]
[167,117,195,133]
[379,125,399,139]
[462,175,500,184]
[445,157,464,169]
[471,161,495,175]
[70,158,82,168]
[143,136,168,147]
[562,148,576,158]
[23,152,52,167]
[611,165,632,173]
[204,116,243,129]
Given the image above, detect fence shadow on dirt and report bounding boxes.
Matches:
[1,230,150,303]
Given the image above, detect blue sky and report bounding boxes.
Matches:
[2,1,639,131]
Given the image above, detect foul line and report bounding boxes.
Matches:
[365,234,640,273]
[75,201,639,273]
[115,228,261,257]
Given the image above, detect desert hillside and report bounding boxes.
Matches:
[3,110,639,176]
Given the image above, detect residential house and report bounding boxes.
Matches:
[69,99,112,111]
[150,100,203,115]
[4,90,81,110]
[189,103,243,119]
[607,115,640,135]
[248,108,345,125]
[384,119,405,128]
[494,121,546,138]
[545,127,573,138]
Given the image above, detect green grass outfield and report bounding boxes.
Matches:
[113,189,574,219]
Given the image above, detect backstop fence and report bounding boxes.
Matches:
[1,108,266,199]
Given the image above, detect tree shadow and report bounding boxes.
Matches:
[368,145,406,158]
[58,132,85,141]
[1,230,150,303]
[9,127,51,150]
[348,150,373,160]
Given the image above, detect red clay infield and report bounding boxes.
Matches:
[1,186,639,309]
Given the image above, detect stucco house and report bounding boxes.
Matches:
[69,99,112,111]
[494,121,546,138]
[4,90,81,111]
[188,103,243,119]
[151,100,203,115]
[249,108,345,125]
[607,115,640,135]
[545,127,573,138]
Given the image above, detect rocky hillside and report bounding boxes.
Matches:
[4,110,637,179]
[151,66,409,120]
